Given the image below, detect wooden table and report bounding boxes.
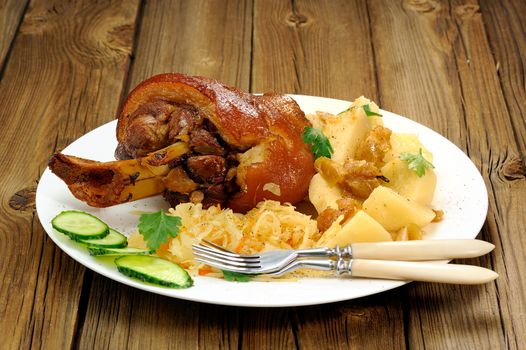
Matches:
[1,0,524,348]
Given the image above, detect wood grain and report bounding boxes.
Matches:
[479,0,526,154]
[79,277,200,350]
[0,0,28,71]
[251,1,405,349]
[76,1,252,348]
[1,0,524,348]
[292,292,406,350]
[127,0,253,90]
[252,0,377,100]
[0,1,140,349]
[369,0,526,348]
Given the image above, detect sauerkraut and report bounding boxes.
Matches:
[129,200,319,275]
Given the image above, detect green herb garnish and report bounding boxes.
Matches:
[302,126,334,159]
[138,210,182,250]
[400,148,434,177]
[337,105,358,115]
[222,270,254,282]
[363,104,382,117]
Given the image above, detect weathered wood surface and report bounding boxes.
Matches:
[0,0,28,71]
[0,1,140,349]
[0,0,524,349]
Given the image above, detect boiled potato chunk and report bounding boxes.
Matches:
[363,186,435,231]
[384,133,433,163]
[308,174,343,213]
[352,96,384,127]
[323,108,372,163]
[318,210,392,247]
[381,158,437,205]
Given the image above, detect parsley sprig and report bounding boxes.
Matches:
[400,148,434,177]
[363,104,382,117]
[302,126,334,159]
[222,270,254,282]
[138,210,182,250]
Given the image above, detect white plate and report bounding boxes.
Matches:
[35,94,488,307]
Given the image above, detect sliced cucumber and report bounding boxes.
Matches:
[80,229,128,248]
[52,210,109,240]
[115,256,193,289]
[88,246,155,256]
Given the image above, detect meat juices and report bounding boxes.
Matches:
[116,100,239,208]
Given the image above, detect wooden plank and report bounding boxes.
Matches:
[452,1,526,348]
[240,308,296,349]
[0,0,28,71]
[78,277,200,350]
[479,0,526,154]
[251,1,405,349]
[127,0,253,89]
[293,291,406,350]
[252,0,377,100]
[369,0,525,348]
[0,1,140,349]
[76,1,252,348]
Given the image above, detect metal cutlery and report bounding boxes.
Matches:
[192,239,498,284]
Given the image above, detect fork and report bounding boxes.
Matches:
[192,240,498,284]
[193,239,494,271]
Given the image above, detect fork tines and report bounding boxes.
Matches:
[192,243,262,270]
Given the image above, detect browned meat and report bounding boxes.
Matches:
[114,143,133,160]
[163,167,198,194]
[189,129,225,155]
[167,105,203,140]
[163,190,189,207]
[119,101,176,158]
[164,183,231,209]
[202,183,229,205]
[186,155,227,184]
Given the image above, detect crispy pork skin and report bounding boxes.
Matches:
[115,73,315,212]
[49,73,315,211]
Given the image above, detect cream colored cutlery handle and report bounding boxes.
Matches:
[351,259,498,284]
[351,239,494,261]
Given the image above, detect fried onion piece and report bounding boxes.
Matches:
[336,160,381,200]
[316,197,362,232]
[355,125,392,167]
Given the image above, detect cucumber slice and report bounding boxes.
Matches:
[115,256,193,289]
[79,229,128,248]
[88,246,155,256]
[52,210,109,240]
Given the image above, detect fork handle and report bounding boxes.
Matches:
[351,259,498,284]
[352,239,494,261]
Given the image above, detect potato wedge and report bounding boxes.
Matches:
[381,158,437,205]
[308,174,344,213]
[318,210,392,247]
[363,186,435,231]
[323,108,372,163]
